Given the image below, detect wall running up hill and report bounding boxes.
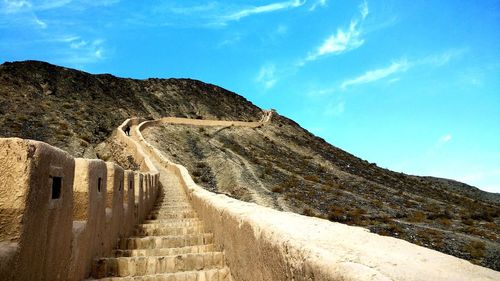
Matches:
[0,114,499,281]
[136,118,500,281]
[0,119,160,281]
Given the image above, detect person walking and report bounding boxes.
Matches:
[124,125,131,136]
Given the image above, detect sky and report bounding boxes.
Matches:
[1,0,499,193]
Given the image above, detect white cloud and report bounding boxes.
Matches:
[2,0,119,14]
[306,20,364,61]
[2,0,32,13]
[359,0,369,19]
[323,101,345,116]
[341,59,409,89]
[418,48,467,67]
[217,34,241,48]
[439,134,452,143]
[338,48,465,89]
[303,1,368,63]
[309,0,327,11]
[256,64,278,89]
[388,77,400,84]
[307,87,335,97]
[59,36,106,64]
[34,16,46,28]
[222,0,305,23]
[70,40,87,49]
[36,0,72,10]
[168,2,217,15]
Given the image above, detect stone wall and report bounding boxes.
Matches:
[136,119,500,281]
[0,119,160,281]
[1,114,499,281]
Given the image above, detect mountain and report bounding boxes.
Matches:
[1,60,498,270]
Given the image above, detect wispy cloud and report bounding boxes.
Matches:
[359,0,369,20]
[439,134,452,143]
[1,0,118,14]
[323,101,345,116]
[54,36,106,64]
[148,1,304,28]
[168,2,218,15]
[309,0,327,11]
[339,48,466,89]
[256,64,278,89]
[220,0,305,24]
[217,34,242,48]
[34,16,47,28]
[2,0,31,13]
[305,21,364,62]
[301,1,368,64]
[418,48,467,67]
[341,59,409,89]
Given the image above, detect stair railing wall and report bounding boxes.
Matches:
[0,118,160,281]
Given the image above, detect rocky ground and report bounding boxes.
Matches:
[1,60,499,270]
[142,115,500,271]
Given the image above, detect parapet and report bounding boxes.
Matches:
[134,119,500,281]
[0,138,75,281]
[0,136,160,281]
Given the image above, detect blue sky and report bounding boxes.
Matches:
[1,0,499,192]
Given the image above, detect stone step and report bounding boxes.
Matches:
[152,206,193,211]
[114,244,217,257]
[140,220,204,229]
[148,212,198,220]
[118,234,214,250]
[150,209,196,215]
[160,195,187,198]
[143,218,202,225]
[154,205,192,210]
[91,252,226,278]
[160,201,191,205]
[87,267,232,281]
[134,225,205,237]
[155,203,192,207]
[161,198,189,202]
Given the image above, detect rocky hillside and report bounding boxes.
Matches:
[1,60,499,270]
[0,61,261,157]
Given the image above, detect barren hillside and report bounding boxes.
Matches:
[0,61,261,157]
[1,60,499,270]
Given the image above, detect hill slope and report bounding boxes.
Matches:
[0,60,261,157]
[1,60,499,270]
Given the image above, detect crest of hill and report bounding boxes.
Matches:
[0,60,261,157]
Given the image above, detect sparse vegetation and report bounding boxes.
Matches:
[2,60,499,271]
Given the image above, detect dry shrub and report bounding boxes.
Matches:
[408,211,426,223]
[465,241,486,259]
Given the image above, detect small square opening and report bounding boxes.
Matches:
[97,177,102,193]
[129,180,133,190]
[51,176,62,199]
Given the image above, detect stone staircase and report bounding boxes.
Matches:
[88,177,233,281]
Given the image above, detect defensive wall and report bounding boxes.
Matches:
[0,118,160,281]
[135,116,500,281]
[0,111,499,281]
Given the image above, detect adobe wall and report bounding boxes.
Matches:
[123,170,136,237]
[105,162,124,254]
[69,158,108,280]
[0,138,74,281]
[136,119,500,281]
[0,120,160,281]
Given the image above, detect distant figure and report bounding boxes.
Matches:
[124,126,131,136]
